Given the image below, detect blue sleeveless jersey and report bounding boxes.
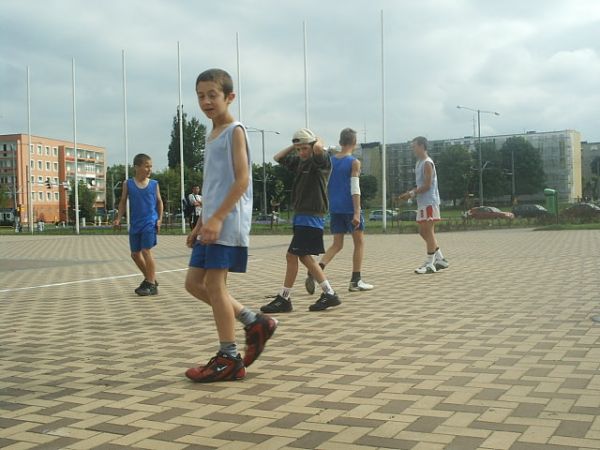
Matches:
[328,155,356,214]
[127,178,158,233]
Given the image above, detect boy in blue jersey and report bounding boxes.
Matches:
[184,69,277,383]
[399,136,449,274]
[305,128,374,293]
[114,153,163,296]
[261,128,341,313]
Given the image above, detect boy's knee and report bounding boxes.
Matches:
[286,252,298,263]
[130,251,141,259]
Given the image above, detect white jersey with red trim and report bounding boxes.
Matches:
[415,156,440,208]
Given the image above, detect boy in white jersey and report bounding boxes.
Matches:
[184,68,277,383]
[400,136,449,274]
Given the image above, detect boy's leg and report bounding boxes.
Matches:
[320,233,344,267]
[185,267,210,305]
[205,268,237,343]
[348,229,374,291]
[140,249,156,284]
[261,252,298,313]
[300,255,341,311]
[131,251,147,278]
[415,221,437,274]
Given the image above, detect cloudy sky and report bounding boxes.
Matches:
[1,0,599,169]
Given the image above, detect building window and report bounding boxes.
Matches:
[37,145,42,155]
[53,177,58,184]
[30,176,34,183]
[37,160,42,170]
[53,162,59,171]
[30,159,34,168]
[45,146,50,155]
[30,144,34,154]
[46,161,51,171]
[38,176,43,184]
[47,192,52,201]
[54,192,59,200]
[53,147,58,156]
[38,192,44,201]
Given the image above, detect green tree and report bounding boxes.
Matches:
[105,164,132,211]
[168,111,206,171]
[153,168,182,218]
[68,180,96,222]
[500,137,545,196]
[0,184,10,209]
[437,145,472,205]
[359,174,378,206]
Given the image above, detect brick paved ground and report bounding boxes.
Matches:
[1,229,600,450]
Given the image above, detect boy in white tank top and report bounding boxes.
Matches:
[399,136,449,274]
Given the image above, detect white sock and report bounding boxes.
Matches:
[319,280,335,295]
[435,247,444,260]
[426,253,435,264]
[279,286,292,300]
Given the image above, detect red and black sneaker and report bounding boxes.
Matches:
[185,352,246,383]
[243,314,278,367]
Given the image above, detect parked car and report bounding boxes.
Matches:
[253,213,287,225]
[562,203,600,219]
[368,209,397,221]
[397,210,417,221]
[512,204,550,219]
[464,206,514,220]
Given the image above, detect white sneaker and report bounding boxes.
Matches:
[415,262,437,274]
[349,279,374,292]
[434,257,449,270]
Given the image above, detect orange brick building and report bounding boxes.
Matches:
[0,134,106,225]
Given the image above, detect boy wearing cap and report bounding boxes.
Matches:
[260,128,341,313]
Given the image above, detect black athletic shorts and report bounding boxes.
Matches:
[288,226,325,256]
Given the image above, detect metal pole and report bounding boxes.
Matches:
[72,57,80,235]
[122,50,130,231]
[511,147,516,203]
[27,66,33,234]
[11,138,17,230]
[236,32,242,121]
[477,109,483,206]
[111,172,115,213]
[303,21,309,128]
[380,10,387,232]
[262,130,267,217]
[177,41,186,234]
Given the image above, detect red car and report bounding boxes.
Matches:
[464,206,515,220]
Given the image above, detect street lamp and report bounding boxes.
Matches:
[457,105,500,205]
[247,127,280,217]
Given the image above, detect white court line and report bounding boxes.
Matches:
[0,268,188,293]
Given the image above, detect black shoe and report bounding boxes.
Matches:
[136,280,158,296]
[309,292,341,311]
[260,295,293,313]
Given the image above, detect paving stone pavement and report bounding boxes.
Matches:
[1,229,600,450]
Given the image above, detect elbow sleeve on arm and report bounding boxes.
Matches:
[350,176,361,196]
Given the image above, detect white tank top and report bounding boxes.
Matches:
[415,156,440,207]
[201,122,252,247]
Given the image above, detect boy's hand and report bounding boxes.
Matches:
[199,216,223,245]
[313,138,324,152]
[352,213,361,229]
[113,218,121,228]
[186,229,198,248]
[156,219,162,233]
[399,192,411,201]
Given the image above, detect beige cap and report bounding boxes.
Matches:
[292,128,317,144]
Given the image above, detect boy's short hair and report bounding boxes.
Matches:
[412,136,428,150]
[133,153,152,166]
[339,128,357,146]
[196,69,234,97]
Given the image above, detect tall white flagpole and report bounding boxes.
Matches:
[303,20,309,128]
[178,41,186,234]
[72,57,80,235]
[122,50,130,231]
[26,66,33,234]
[380,10,387,232]
[236,32,242,121]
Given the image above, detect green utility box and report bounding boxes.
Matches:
[544,188,559,222]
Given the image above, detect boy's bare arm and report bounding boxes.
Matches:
[351,159,362,227]
[312,138,325,156]
[274,145,295,163]
[114,181,128,225]
[200,126,249,244]
[155,184,164,231]
[400,162,433,199]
